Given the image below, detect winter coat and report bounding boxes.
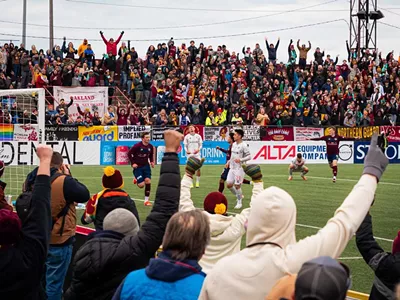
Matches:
[112,251,205,300]
[65,153,180,300]
[179,175,263,274]
[0,176,51,300]
[200,175,378,299]
[101,33,123,56]
[356,213,400,300]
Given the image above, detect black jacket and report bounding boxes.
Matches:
[65,153,180,300]
[356,213,400,300]
[0,175,51,300]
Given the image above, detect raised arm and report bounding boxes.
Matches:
[179,158,202,212]
[115,31,124,44]
[100,31,107,44]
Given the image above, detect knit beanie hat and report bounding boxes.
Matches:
[0,161,5,178]
[392,231,400,254]
[102,166,124,189]
[0,209,22,247]
[204,192,228,215]
[103,208,139,236]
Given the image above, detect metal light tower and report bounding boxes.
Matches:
[22,0,27,46]
[349,0,384,55]
[49,0,54,50]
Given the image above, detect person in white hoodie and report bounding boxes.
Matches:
[199,134,389,300]
[181,156,264,274]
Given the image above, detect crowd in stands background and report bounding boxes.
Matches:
[0,32,400,127]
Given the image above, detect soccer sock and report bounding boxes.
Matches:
[289,168,293,176]
[236,188,243,202]
[229,186,237,196]
[145,183,151,201]
[218,180,225,193]
[196,176,200,185]
[242,179,251,185]
[333,166,338,177]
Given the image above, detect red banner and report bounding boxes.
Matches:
[181,125,204,139]
[261,127,294,141]
[380,126,400,142]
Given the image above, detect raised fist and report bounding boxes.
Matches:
[37,145,53,161]
[164,130,183,153]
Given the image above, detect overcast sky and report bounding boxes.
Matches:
[1,0,400,61]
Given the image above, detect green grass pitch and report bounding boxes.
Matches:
[11,163,400,294]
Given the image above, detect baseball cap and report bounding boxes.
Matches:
[295,256,351,300]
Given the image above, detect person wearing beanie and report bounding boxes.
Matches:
[0,145,53,300]
[0,161,12,211]
[356,211,400,300]
[81,165,139,231]
[179,156,264,274]
[65,130,183,300]
[200,134,388,299]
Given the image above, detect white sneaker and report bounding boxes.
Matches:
[234,201,242,209]
[333,176,336,183]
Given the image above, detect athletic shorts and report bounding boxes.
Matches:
[292,165,306,172]
[327,154,338,164]
[221,167,230,181]
[133,165,151,184]
[226,168,244,186]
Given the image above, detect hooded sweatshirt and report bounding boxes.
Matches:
[199,175,377,300]
[179,175,263,274]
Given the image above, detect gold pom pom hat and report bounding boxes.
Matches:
[102,166,124,189]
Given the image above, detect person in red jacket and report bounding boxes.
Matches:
[100,31,124,56]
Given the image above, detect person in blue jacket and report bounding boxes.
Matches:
[113,209,210,300]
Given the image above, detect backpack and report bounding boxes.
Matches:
[16,173,70,235]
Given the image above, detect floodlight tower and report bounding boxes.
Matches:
[349,0,384,56]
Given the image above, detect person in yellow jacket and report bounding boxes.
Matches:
[205,111,216,126]
[78,39,89,59]
[215,108,226,125]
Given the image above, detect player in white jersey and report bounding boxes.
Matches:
[288,153,309,181]
[226,129,251,209]
[184,124,203,188]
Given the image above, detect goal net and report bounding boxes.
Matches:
[0,88,45,202]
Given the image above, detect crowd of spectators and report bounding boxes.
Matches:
[1,34,400,127]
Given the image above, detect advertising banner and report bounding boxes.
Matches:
[327,126,380,139]
[13,124,39,142]
[248,141,354,164]
[151,126,180,141]
[0,124,14,141]
[178,141,229,165]
[294,127,324,141]
[118,125,152,141]
[380,126,400,142]
[0,141,100,165]
[45,125,79,141]
[181,125,204,139]
[354,142,400,164]
[261,127,294,141]
[53,86,108,119]
[204,127,230,141]
[241,125,261,141]
[78,126,118,141]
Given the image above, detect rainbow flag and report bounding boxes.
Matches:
[0,124,14,141]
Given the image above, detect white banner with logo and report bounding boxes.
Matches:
[53,86,108,119]
[204,127,229,141]
[248,141,354,164]
[294,127,324,141]
[13,124,39,142]
[0,141,101,165]
[118,125,152,141]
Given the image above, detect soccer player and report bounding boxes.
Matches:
[216,132,251,193]
[128,132,154,206]
[288,153,309,181]
[312,127,354,183]
[184,124,203,188]
[226,129,251,209]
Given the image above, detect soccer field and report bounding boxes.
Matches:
[12,163,400,294]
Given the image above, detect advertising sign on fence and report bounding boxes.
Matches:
[182,125,204,139]
[242,125,261,141]
[13,124,39,142]
[45,125,79,141]
[354,142,400,164]
[380,126,400,142]
[261,127,294,141]
[78,126,118,141]
[118,126,152,141]
[294,127,324,141]
[53,86,108,119]
[204,127,229,141]
[329,126,380,139]
[151,126,180,141]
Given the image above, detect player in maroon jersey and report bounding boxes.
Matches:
[312,127,355,183]
[128,132,154,206]
[216,132,251,193]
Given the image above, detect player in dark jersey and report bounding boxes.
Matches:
[128,132,154,206]
[312,127,355,183]
[216,132,251,193]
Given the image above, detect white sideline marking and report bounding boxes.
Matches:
[130,198,394,243]
[339,257,364,260]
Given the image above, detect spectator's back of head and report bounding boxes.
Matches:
[162,209,210,261]
[295,256,350,300]
[103,208,139,236]
[51,152,63,169]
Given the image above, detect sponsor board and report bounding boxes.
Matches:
[294,127,324,141]
[151,126,180,141]
[13,124,39,142]
[354,142,400,164]
[261,127,294,141]
[0,141,100,165]
[380,126,400,142]
[118,125,152,141]
[78,126,118,141]
[248,141,354,164]
[328,126,380,139]
[181,125,204,139]
[203,127,230,141]
[240,125,260,141]
[45,125,79,141]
